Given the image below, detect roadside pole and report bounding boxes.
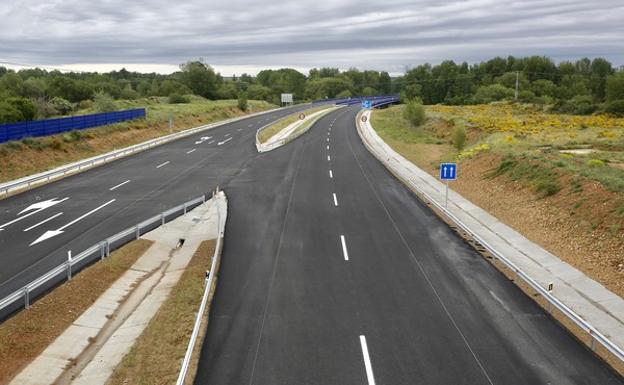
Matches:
[439,163,457,208]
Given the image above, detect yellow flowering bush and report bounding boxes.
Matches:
[458,143,491,159]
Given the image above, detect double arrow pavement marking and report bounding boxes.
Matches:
[30,199,116,246]
[0,198,69,232]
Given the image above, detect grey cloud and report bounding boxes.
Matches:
[0,0,622,74]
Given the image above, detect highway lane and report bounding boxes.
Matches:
[194,105,623,384]
[0,105,311,306]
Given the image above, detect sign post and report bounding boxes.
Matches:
[439,163,457,208]
[362,100,372,109]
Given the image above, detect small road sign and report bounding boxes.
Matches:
[439,163,457,181]
[361,115,368,122]
[362,100,372,109]
[299,113,306,120]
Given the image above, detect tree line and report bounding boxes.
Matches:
[0,56,623,124]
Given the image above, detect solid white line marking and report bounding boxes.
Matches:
[329,170,333,178]
[30,199,116,246]
[360,335,377,385]
[109,180,131,191]
[186,149,196,154]
[340,235,349,261]
[218,137,233,146]
[24,212,63,232]
[333,193,338,206]
[328,155,331,161]
[156,161,170,169]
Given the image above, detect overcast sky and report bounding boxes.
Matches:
[0,0,623,76]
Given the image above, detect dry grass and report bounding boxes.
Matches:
[106,240,216,385]
[0,98,275,184]
[257,105,328,143]
[0,239,153,385]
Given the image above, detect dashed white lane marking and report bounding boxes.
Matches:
[360,335,377,385]
[327,145,330,150]
[329,170,333,178]
[326,138,329,142]
[156,161,170,169]
[24,212,63,232]
[328,155,331,161]
[340,235,349,261]
[186,149,196,154]
[333,193,338,207]
[248,124,253,127]
[224,133,231,137]
[109,180,131,191]
[208,140,215,144]
[218,137,233,146]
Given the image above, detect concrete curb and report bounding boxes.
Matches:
[0,106,282,198]
[356,109,624,369]
[256,106,341,152]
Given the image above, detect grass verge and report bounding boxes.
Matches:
[0,97,275,184]
[0,239,153,385]
[106,239,216,385]
[257,105,329,143]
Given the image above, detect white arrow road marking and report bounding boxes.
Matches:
[30,199,116,246]
[186,149,196,154]
[218,137,233,146]
[109,180,131,191]
[340,235,349,261]
[156,161,170,169]
[360,336,377,385]
[24,212,63,232]
[0,198,69,231]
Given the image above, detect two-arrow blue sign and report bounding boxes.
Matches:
[440,163,457,180]
[362,100,372,109]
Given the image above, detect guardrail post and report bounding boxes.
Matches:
[135,225,140,240]
[106,240,110,257]
[161,213,165,225]
[67,251,72,281]
[24,286,30,309]
[183,203,187,215]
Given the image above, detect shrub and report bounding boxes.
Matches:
[33,98,59,119]
[452,124,467,151]
[93,92,117,112]
[586,159,606,168]
[120,86,139,100]
[79,99,94,110]
[403,100,426,127]
[555,95,597,115]
[518,90,536,103]
[237,94,248,111]
[0,101,24,124]
[62,130,82,143]
[605,100,624,117]
[50,97,74,115]
[21,137,45,150]
[6,97,36,121]
[473,84,514,104]
[168,94,190,104]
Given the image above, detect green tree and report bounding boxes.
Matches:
[0,101,23,123]
[473,84,514,103]
[178,61,219,99]
[93,91,117,112]
[237,93,248,111]
[6,97,36,121]
[403,100,426,127]
[606,73,624,102]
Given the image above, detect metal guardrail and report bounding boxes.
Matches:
[0,194,208,316]
[0,107,281,197]
[357,110,624,364]
[176,192,225,385]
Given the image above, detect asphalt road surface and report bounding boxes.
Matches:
[0,105,310,303]
[193,106,623,384]
[0,104,621,384]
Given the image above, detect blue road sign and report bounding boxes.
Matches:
[362,100,372,109]
[440,163,457,180]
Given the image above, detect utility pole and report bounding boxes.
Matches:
[514,71,519,101]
